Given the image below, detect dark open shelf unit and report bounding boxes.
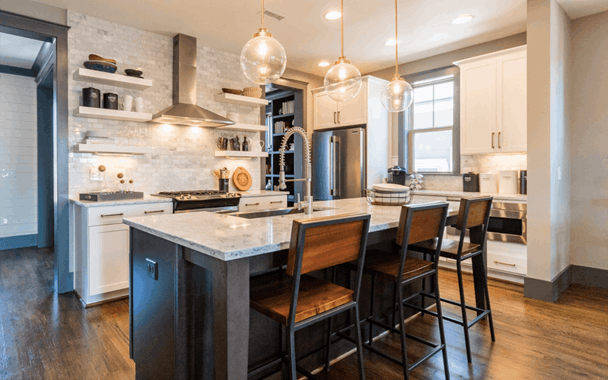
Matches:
[264,89,304,205]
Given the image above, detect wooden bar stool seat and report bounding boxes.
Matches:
[412,238,481,260]
[350,250,433,282]
[250,273,353,325]
[247,213,371,380]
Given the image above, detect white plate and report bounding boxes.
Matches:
[372,183,410,193]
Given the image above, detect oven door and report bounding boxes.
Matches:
[446,208,527,245]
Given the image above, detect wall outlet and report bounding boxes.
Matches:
[1,218,8,226]
[145,258,158,280]
[1,169,16,179]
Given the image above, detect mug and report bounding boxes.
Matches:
[217,137,228,150]
[250,139,265,152]
[123,95,133,112]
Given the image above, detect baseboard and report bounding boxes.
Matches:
[524,265,572,302]
[0,234,38,250]
[571,265,608,289]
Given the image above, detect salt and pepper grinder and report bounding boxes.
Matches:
[242,136,249,152]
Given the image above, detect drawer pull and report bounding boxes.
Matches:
[101,213,124,218]
[494,260,516,267]
[245,203,260,206]
[144,210,165,214]
[270,201,283,204]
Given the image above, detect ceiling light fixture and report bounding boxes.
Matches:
[240,0,287,84]
[385,38,399,47]
[452,14,474,24]
[318,61,330,67]
[324,10,342,20]
[324,0,362,102]
[381,0,414,113]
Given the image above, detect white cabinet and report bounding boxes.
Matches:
[314,91,339,130]
[73,201,173,306]
[456,46,527,155]
[238,194,288,212]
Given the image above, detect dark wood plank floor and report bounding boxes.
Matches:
[1,247,607,379]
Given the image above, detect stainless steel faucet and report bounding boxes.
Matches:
[278,127,313,215]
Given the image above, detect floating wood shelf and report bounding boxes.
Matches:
[75,143,153,155]
[73,68,153,90]
[216,123,267,132]
[214,151,268,158]
[214,93,268,107]
[74,107,152,122]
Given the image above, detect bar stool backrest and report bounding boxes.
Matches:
[456,197,493,231]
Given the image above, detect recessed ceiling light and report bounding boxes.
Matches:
[452,14,474,24]
[324,11,342,20]
[318,61,330,67]
[385,38,399,47]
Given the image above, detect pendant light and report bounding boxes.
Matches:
[381,0,413,112]
[324,0,362,102]
[240,0,287,84]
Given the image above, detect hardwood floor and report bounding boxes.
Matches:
[1,247,606,379]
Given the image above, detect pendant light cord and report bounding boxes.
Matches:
[341,0,345,58]
[261,0,264,28]
[394,0,398,76]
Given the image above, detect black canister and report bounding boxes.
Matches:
[387,166,407,185]
[218,178,229,193]
[103,92,118,110]
[463,172,480,192]
[82,87,101,108]
[520,170,527,195]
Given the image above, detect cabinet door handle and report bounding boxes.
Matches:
[491,133,495,149]
[498,132,501,149]
[101,213,124,218]
[333,112,337,124]
[337,111,341,124]
[270,201,283,204]
[144,210,165,214]
[245,203,260,206]
[494,260,516,267]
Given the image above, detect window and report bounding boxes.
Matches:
[408,75,456,173]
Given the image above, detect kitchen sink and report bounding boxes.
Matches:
[226,207,334,219]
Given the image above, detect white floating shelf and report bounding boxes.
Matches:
[216,123,267,132]
[214,151,268,158]
[74,106,152,122]
[74,68,153,90]
[75,143,153,155]
[214,93,268,107]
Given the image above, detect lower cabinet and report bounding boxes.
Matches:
[238,195,288,212]
[88,224,130,296]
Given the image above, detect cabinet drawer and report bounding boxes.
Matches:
[487,251,527,275]
[239,195,288,211]
[88,203,173,226]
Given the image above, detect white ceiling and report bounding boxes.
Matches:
[0,32,45,69]
[32,0,608,76]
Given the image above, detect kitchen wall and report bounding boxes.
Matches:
[0,73,37,238]
[569,10,608,272]
[67,11,262,197]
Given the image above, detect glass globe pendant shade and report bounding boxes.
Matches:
[240,28,287,85]
[381,75,414,112]
[324,58,362,102]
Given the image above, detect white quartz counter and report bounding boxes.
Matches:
[237,190,290,198]
[412,190,527,202]
[123,198,458,262]
[70,195,172,208]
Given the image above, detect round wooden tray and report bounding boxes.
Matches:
[233,166,252,191]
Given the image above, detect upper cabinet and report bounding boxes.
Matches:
[456,46,527,155]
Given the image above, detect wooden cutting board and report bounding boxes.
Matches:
[233,166,252,191]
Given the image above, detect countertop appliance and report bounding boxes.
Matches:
[499,170,519,195]
[520,170,527,195]
[387,166,407,185]
[79,191,144,202]
[479,173,498,194]
[463,173,480,192]
[312,127,366,200]
[153,190,241,213]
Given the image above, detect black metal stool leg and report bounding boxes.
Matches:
[353,304,367,380]
[392,283,398,328]
[482,263,496,342]
[325,266,338,372]
[434,273,451,380]
[287,326,297,380]
[456,259,473,363]
[396,283,410,380]
[368,275,375,346]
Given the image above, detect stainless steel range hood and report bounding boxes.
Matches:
[151,34,234,127]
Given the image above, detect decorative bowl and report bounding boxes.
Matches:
[88,54,117,65]
[84,60,117,74]
[222,88,243,95]
[242,87,263,99]
[125,69,144,78]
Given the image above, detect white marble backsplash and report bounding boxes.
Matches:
[461,154,527,174]
[67,11,262,197]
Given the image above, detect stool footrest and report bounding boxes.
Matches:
[365,317,439,349]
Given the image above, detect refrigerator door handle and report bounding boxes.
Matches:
[329,137,335,196]
[331,136,340,197]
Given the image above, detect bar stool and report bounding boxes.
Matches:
[342,202,451,380]
[248,213,371,380]
[410,196,495,363]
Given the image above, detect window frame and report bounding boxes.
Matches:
[398,66,460,175]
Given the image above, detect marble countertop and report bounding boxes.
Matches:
[123,198,458,262]
[70,195,172,208]
[412,190,527,202]
[237,190,290,198]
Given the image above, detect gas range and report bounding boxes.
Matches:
[153,190,241,213]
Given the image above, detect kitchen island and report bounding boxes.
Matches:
[123,198,486,380]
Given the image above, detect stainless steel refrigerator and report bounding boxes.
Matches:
[312,127,366,200]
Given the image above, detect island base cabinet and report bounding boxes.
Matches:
[89,224,130,296]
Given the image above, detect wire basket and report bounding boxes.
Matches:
[366,188,412,206]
